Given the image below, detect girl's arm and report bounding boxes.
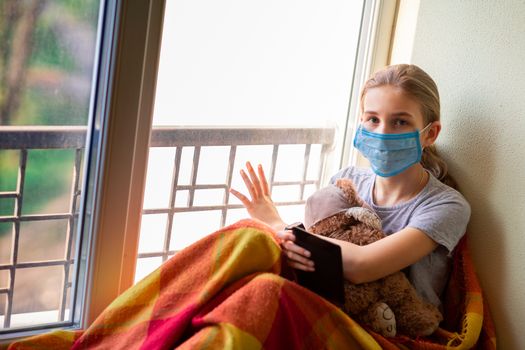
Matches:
[328,227,437,283]
[280,226,438,283]
[230,162,438,282]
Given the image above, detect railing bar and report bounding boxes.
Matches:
[0,260,73,270]
[175,184,227,190]
[0,126,335,149]
[0,192,18,198]
[0,213,76,223]
[187,146,200,207]
[267,180,317,186]
[149,127,335,147]
[269,145,279,193]
[0,288,9,294]
[318,144,330,189]
[137,252,175,259]
[221,146,237,227]
[0,126,87,149]
[300,144,311,200]
[145,180,318,197]
[142,201,307,215]
[4,150,28,328]
[162,147,182,263]
[59,148,83,321]
[0,320,74,336]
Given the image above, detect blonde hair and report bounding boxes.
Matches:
[360,64,458,189]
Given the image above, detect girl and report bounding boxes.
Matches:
[230,64,471,311]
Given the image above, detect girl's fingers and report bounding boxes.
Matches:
[288,260,315,272]
[284,249,314,267]
[246,162,262,197]
[286,258,315,272]
[282,240,313,272]
[240,169,257,200]
[276,230,296,242]
[283,240,311,259]
[229,188,251,207]
[257,164,270,196]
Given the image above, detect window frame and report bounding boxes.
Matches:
[1,0,397,342]
[83,0,166,326]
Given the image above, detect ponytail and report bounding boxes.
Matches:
[421,145,458,190]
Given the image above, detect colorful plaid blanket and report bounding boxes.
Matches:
[7,219,495,349]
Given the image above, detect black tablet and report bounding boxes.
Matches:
[286,223,345,308]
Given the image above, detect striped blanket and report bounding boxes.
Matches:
[7,219,495,349]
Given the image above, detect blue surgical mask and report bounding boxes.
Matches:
[353,123,432,177]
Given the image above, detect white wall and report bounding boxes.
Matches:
[409,1,525,348]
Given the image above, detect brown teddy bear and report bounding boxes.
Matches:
[303,178,443,338]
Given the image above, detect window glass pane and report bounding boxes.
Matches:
[11,266,63,328]
[0,0,103,333]
[154,0,364,129]
[142,147,176,209]
[137,0,366,280]
[196,146,230,184]
[134,257,162,284]
[274,145,307,182]
[169,211,222,251]
[306,145,322,180]
[138,214,167,254]
[193,189,226,207]
[0,294,6,329]
[22,150,76,215]
[0,223,12,265]
[0,198,15,217]
[0,270,8,289]
[18,220,69,263]
[176,147,195,186]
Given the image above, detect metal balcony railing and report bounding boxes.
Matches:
[0,125,335,330]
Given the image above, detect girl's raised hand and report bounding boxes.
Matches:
[229,162,285,231]
[230,161,314,271]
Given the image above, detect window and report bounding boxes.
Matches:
[0,0,105,335]
[1,0,394,339]
[135,0,380,281]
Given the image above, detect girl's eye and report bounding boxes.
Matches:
[394,119,409,127]
[367,116,380,123]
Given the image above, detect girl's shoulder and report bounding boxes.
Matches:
[424,174,471,210]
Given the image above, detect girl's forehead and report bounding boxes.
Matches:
[363,86,423,116]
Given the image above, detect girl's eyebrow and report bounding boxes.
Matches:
[363,111,415,118]
[390,112,414,118]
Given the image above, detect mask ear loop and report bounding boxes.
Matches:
[419,122,433,151]
[419,122,433,135]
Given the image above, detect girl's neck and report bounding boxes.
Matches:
[373,164,428,206]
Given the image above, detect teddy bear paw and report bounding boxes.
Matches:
[371,302,397,337]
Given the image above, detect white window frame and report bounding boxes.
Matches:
[1,0,398,342]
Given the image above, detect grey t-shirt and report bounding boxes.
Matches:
[330,166,471,309]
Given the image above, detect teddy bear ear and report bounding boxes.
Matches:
[345,207,382,230]
[335,178,364,207]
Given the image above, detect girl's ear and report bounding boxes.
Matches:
[422,121,441,148]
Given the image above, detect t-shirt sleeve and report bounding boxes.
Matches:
[407,191,471,255]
